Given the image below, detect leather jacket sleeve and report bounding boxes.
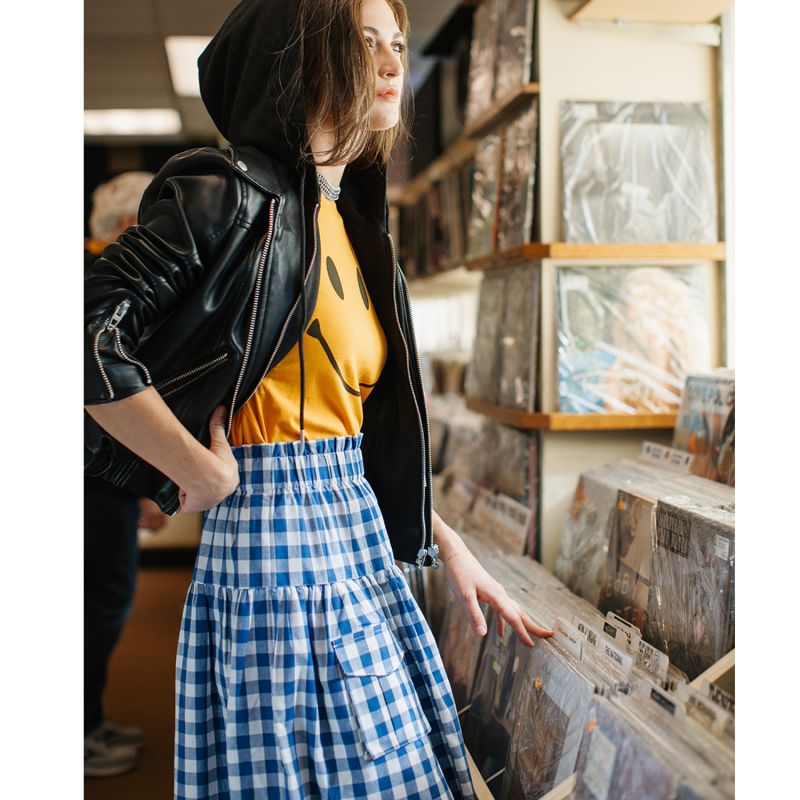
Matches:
[84,153,242,405]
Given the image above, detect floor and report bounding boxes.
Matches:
[85,565,192,800]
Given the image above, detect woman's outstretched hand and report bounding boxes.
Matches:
[179,406,240,513]
[443,547,553,648]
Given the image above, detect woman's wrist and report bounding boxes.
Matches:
[431,509,472,563]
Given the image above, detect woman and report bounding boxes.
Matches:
[84,1,551,797]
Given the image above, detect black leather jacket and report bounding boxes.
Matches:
[84,143,437,567]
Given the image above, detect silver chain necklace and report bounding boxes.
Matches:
[317,171,341,201]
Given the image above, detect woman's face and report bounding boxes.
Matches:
[361,0,405,131]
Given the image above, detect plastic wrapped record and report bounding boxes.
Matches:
[501,640,597,799]
[462,611,530,784]
[498,261,541,410]
[560,101,718,243]
[466,133,502,259]
[648,494,735,680]
[465,270,506,403]
[556,264,711,414]
[598,484,661,633]
[555,463,642,606]
[465,0,500,126]
[494,0,536,104]
[439,593,491,711]
[482,422,533,504]
[498,99,539,252]
[673,370,735,484]
[572,696,681,800]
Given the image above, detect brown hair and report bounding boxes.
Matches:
[282,0,412,169]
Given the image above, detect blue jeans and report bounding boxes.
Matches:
[84,477,140,735]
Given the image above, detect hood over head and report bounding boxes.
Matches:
[198,0,389,229]
[199,0,306,168]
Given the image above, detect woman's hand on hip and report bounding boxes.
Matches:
[179,406,240,513]
[444,548,553,648]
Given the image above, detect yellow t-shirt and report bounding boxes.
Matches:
[229,194,388,445]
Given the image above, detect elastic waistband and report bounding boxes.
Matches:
[230,433,364,493]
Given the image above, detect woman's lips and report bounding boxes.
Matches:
[377,90,399,102]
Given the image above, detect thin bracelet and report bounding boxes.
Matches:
[443,548,471,564]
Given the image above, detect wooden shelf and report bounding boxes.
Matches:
[463,82,541,140]
[570,0,733,25]
[541,773,577,800]
[690,648,735,694]
[390,136,477,206]
[464,242,727,270]
[466,399,677,432]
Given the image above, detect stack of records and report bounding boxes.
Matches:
[494,0,537,104]
[467,262,541,409]
[649,493,735,680]
[466,133,503,259]
[497,262,541,411]
[464,0,501,126]
[498,99,539,252]
[555,264,712,414]
[673,370,735,486]
[555,453,734,683]
[560,101,718,243]
[465,270,507,402]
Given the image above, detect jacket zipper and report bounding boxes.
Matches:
[233,203,321,422]
[158,353,230,398]
[387,233,438,569]
[92,298,151,400]
[225,197,279,437]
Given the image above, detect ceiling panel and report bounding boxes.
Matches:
[85,0,462,141]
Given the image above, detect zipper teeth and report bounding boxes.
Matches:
[113,329,152,384]
[237,203,321,415]
[400,267,435,559]
[225,198,278,437]
[387,232,431,566]
[157,354,229,391]
[161,355,229,399]
[92,313,115,400]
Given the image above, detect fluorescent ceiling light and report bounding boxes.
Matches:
[84,108,182,136]
[165,36,211,97]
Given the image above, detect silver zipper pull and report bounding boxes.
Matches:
[416,547,427,567]
[106,299,132,332]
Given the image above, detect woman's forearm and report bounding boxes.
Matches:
[432,509,470,561]
[85,387,225,494]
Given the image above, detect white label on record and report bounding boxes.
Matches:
[574,617,601,650]
[555,617,583,660]
[601,639,634,677]
[636,640,669,681]
[640,441,695,473]
[583,728,616,800]
[714,534,731,561]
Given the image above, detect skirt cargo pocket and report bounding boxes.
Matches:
[332,620,433,760]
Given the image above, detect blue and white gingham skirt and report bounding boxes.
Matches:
[175,433,476,799]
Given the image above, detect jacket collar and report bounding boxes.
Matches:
[226,144,388,233]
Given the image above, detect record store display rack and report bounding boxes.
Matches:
[390,1,735,797]
[391,0,731,570]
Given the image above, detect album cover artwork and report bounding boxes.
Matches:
[501,641,596,799]
[560,101,718,243]
[648,496,735,680]
[673,371,735,484]
[572,697,681,800]
[598,487,660,633]
[556,265,711,414]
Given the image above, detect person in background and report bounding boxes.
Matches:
[84,171,170,778]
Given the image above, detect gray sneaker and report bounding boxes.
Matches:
[90,720,145,749]
[84,734,138,778]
